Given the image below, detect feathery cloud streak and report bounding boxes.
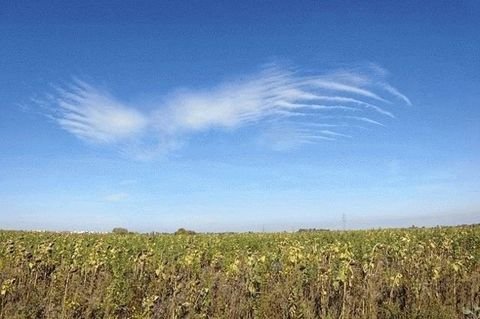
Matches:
[46,63,410,156]
[52,81,147,144]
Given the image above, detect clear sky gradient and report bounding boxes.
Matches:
[1,1,479,232]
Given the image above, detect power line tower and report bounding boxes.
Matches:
[342,213,347,231]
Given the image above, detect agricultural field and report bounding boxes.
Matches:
[1,226,479,319]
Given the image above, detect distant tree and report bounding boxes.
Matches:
[174,228,196,235]
[112,227,129,234]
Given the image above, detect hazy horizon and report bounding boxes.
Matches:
[1,209,478,234]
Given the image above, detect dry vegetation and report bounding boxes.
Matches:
[1,226,479,318]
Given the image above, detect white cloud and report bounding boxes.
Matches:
[53,80,147,144]
[44,63,410,157]
[104,192,129,202]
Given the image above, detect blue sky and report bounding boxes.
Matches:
[1,1,479,232]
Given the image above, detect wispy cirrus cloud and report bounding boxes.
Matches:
[42,62,410,157]
[52,80,147,144]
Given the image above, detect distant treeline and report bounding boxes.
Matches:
[297,228,330,233]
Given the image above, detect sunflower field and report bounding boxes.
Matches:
[1,226,479,318]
